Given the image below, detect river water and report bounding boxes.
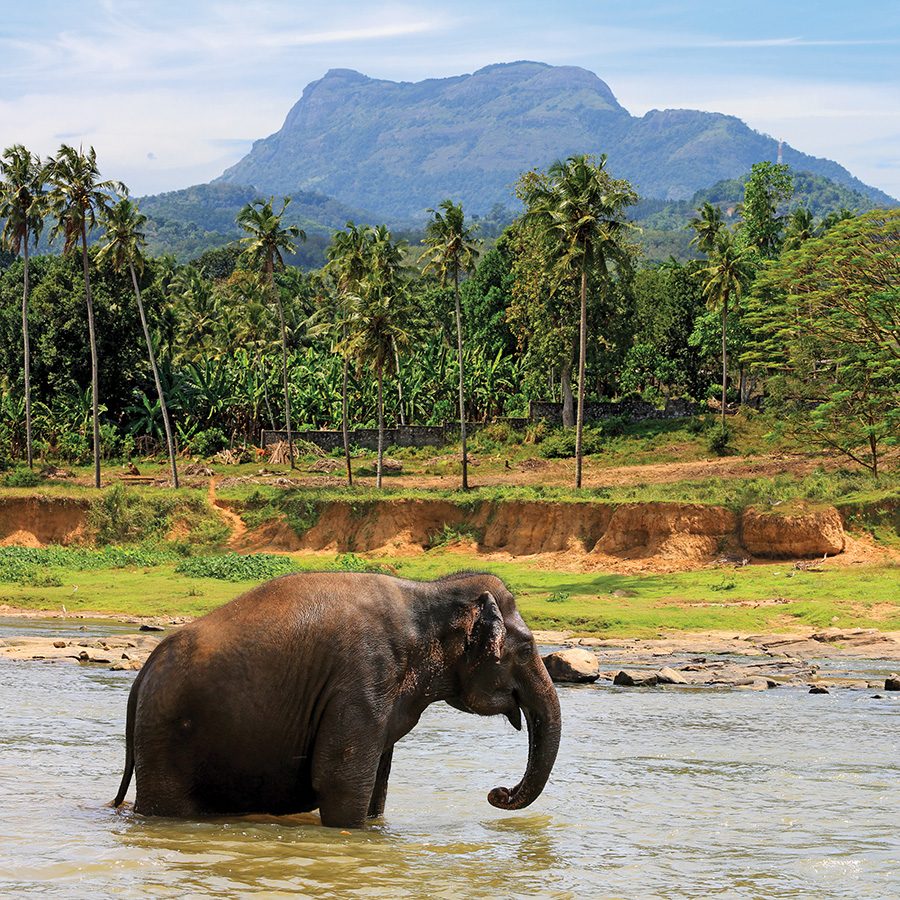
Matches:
[1,619,898,899]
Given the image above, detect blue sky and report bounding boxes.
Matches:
[2,0,898,197]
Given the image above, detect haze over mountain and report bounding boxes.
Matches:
[215,61,895,221]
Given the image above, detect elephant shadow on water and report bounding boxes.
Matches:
[111,571,561,831]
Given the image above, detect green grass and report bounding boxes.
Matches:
[1,546,896,636]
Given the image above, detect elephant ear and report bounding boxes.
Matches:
[472,591,506,661]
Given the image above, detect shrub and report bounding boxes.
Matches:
[686,415,712,435]
[429,522,482,548]
[546,591,570,603]
[538,426,604,459]
[175,552,299,582]
[2,466,42,487]
[329,552,393,574]
[706,424,732,457]
[189,427,228,458]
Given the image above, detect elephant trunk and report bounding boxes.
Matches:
[488,653,561,810]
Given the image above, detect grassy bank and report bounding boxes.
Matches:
[1,546,897,636]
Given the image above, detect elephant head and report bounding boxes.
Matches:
[440,574,561,811]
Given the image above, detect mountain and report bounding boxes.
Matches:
[216,61,895,220]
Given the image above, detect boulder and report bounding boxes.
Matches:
[885,675,900,692]
[542,649,599,683]
[808,686,830,694]
[656,666,689,685]
[613,669,659,687]
[741,505,845,558]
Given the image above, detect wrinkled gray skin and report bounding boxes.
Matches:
[113,571,561,828]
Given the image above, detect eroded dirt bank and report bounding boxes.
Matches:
[226,497,883,571]
[0,489,890,570]
[0,496,89,547]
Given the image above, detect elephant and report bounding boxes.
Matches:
[112,570,561,828]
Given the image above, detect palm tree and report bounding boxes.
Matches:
[688,201,726,254]
[97,196,179,487]
[343,229,410,488]
[520,155,637,488]
[699,229,755,426]
[783,207,817,252]
[237,197,305,467]
[421,200,480,490]
[0,145,45,469]
[45,145,123,488]
[324,222,374,485]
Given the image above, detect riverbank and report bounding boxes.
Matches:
[3,613,899,694]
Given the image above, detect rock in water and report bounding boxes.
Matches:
[543,649,600,683]
[613,669,660,687]
[885,675,900,692]
[808,686,830,694]
[656,666,689,685]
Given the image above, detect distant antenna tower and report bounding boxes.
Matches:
[777,140,783,165]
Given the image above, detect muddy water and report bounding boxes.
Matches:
[1,622,898,899]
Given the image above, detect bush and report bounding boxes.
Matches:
[538,426,604,459]
[2,466,42,487]
[429,522,482,548]
[175,552,299,582]
[329,553,393,574]
[706,424,732,457]
[546,591,570,603]
[55,432,91,463]
[189,427,228,458]
[686,415,712,435]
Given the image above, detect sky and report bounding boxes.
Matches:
[2,0,898,197]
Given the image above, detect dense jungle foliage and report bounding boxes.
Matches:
[1,147,897,481]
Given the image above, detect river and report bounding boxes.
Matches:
[1,618,898,899]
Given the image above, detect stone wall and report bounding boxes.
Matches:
[262,425,470,451]
[528,397,699,425]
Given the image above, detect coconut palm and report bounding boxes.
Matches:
[97,196,180,487]
[324,222,375,485]
[420,200,480,490]
[688,201,725,254]
[699,229,755,426]
[343,229,411,488]
[237,197,305,467]
[520,154,637,488]
[45,144,123,488]
[0,145,45,468]
[782,207,817,252]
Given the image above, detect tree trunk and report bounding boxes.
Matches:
[269,261,294,469]
[262,358,276,431]
[82,225,101,489]
[393,339,406,426]
[453,268,468,491]
[22,234,33,469]
[342,356,353,486]
[130,262,179,488]
[376,361,384,489]
[560,359,575,427]
[721,294,728,428]
[575,263,587,489]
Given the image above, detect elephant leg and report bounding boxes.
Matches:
[314,738,382,828]
[367,745,394,819]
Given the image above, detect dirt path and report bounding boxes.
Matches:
[208,477,247,548]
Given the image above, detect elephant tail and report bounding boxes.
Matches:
[112,667,144,808]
